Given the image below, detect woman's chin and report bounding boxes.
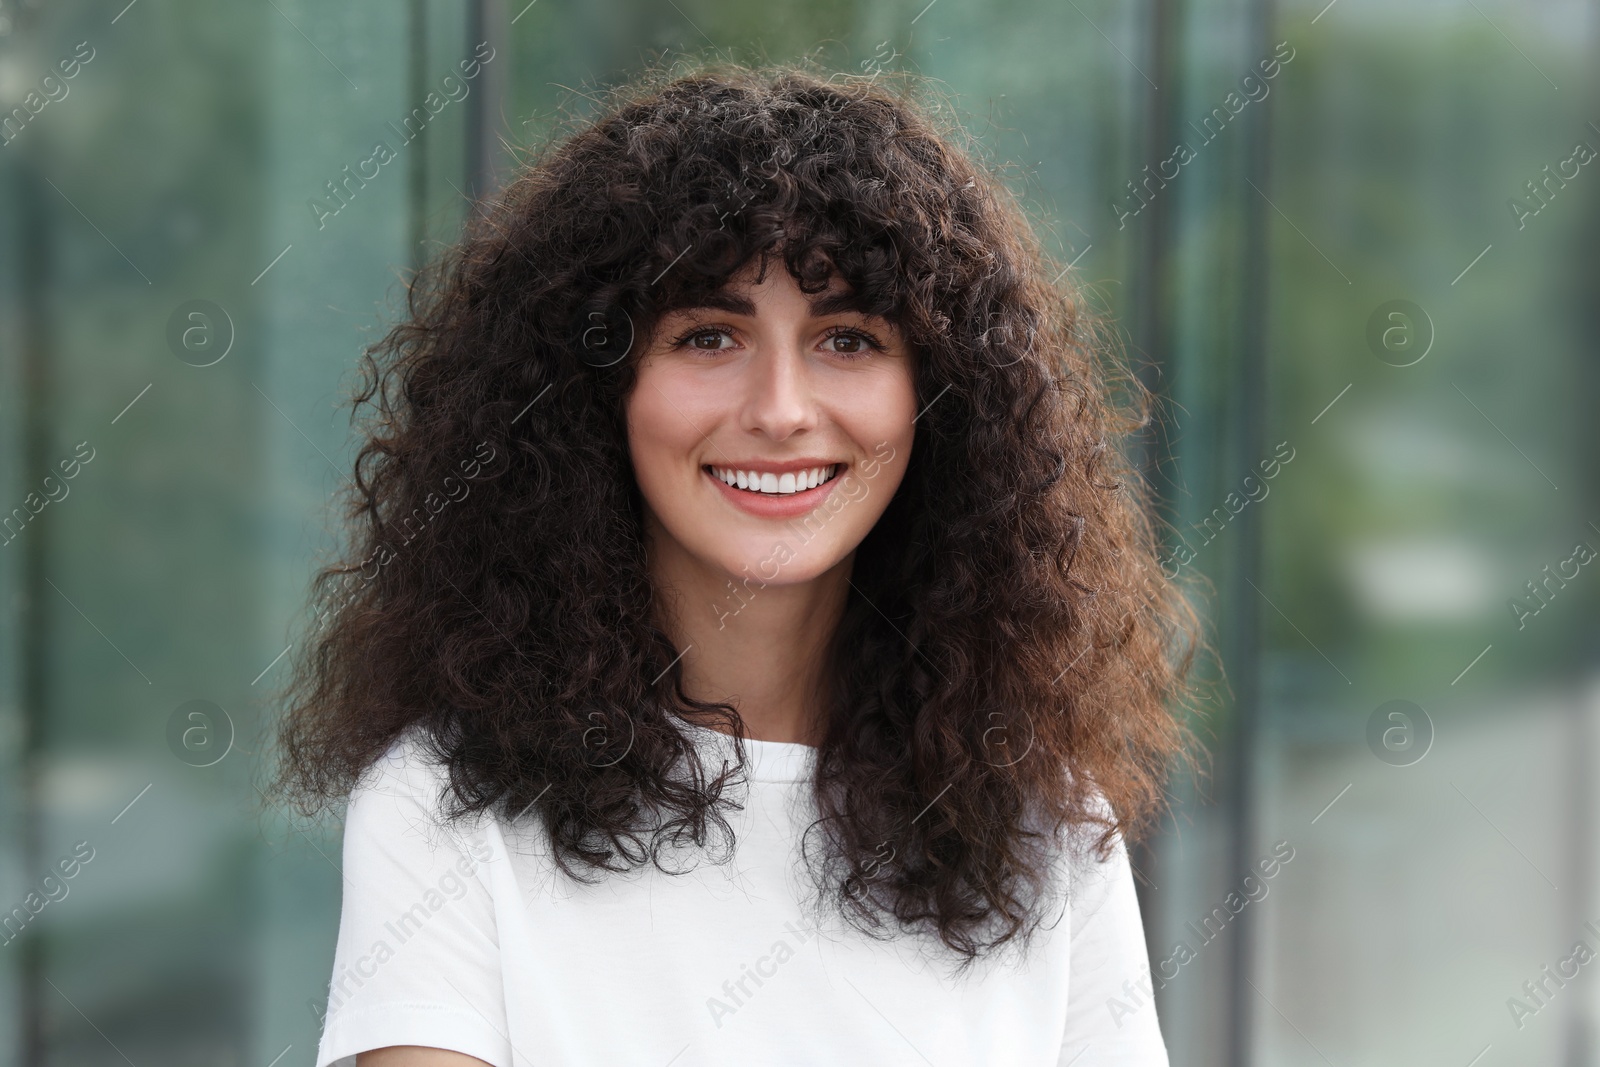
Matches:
[704,543,846,590]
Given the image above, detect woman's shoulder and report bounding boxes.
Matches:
[1034,763,1122,847]
[345,724,494,846]
[352,724,447,800]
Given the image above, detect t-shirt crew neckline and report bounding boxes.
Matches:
[676,719,816,784]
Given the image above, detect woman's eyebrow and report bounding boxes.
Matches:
[665,288,878,319]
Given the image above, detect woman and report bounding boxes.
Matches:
[268,58,1202,1067]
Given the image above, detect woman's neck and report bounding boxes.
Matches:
[644,517,849,748]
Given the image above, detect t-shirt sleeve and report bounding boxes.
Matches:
[313,737,514,1067]
[1057,806,1171,1067]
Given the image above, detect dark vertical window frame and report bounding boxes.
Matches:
[0,27,47,1067]
[402,0,509,278]
[0,143,19,1063]
[1222,0,1274,1062]
[466,0,512,213]
[1564,38,1600,1061]
[1125,0,1183,1037]
[407,0,431,273]
[0,5,58,1041]
[1565,53,1600,1058]
[11,154,50,1067]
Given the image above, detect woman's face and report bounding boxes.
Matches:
[625,259,917,591]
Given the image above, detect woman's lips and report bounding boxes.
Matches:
[703,464,844,519]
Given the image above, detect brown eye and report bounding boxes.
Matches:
[671,326,735,352]
[822,327,886,358]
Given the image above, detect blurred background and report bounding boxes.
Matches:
[0,0,1595,1064]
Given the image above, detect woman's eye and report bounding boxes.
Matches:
[678,328,733,351]
[824,328,885,356]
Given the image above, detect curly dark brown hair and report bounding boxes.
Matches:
[263,55,1206,966]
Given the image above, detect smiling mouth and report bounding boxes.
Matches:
[705,464,841,495]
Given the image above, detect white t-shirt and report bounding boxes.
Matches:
[313,722,1171,1067]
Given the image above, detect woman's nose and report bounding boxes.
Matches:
[739,339,818,439]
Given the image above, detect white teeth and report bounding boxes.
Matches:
[709,464,839,496]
